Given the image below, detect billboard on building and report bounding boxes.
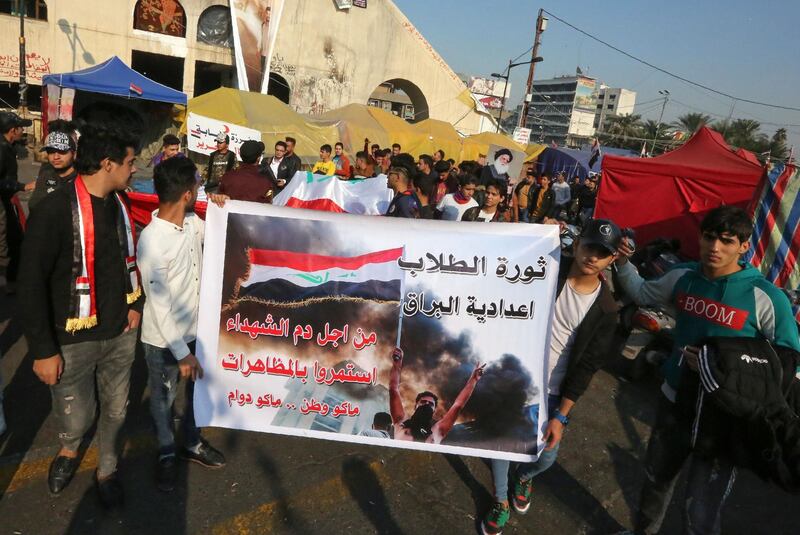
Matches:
[229,0,285,93]
[573,77,597,111]
[468,77,510,110]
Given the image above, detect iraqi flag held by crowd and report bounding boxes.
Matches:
[236,247,404,306]
[745,162,800,321]
[273,171,393,215]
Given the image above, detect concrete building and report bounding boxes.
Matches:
[0,0,493,134]
[522,74,598,147]
[593,86,636,131]
[368,82,415,120]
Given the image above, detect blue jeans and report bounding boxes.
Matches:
[518,210,530,223]
[580,207,595,224]
[491,394,561,502]
[143,342,201,457]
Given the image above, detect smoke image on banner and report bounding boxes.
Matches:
[195,202,560,462]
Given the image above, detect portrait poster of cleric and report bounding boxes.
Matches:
[194,202,560,462]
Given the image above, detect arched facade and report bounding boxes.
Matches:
[133,0,186,38]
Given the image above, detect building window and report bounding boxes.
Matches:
[609,94,616,100]
[607,104,614,109]
[133,0,186,38]
[197,5,233,47]
[0,0,48,21]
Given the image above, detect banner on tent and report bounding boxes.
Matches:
[187,112,262,160]
[194,203,560,462]
[273,171,393,215]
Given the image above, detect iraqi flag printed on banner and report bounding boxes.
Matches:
[273,171,394,215]
[237,247,404,306]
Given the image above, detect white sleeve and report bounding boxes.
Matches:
[436,196,448,211]
[615,261,690,307]
[137,236,191,360]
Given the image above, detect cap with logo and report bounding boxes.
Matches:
[40,131,76,152]
[215,132,230,144]
[0,112,32,132]
[579,219,622,254]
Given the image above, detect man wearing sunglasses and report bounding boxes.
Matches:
[483,219,621,535]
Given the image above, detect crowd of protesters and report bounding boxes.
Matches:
[0,113,797,535]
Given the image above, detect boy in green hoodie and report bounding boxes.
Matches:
[614,206,800,535]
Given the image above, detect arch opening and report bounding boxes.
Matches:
[367,79,428,123]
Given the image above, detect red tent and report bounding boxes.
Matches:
[595,127,763,259]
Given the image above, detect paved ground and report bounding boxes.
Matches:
[0,157,798,535]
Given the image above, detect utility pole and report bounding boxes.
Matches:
[495,59,512,133]
[519,9,547,128]
[18,0,27,112]
[651,89,669,155]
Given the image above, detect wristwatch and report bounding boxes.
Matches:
[553,409,569,426]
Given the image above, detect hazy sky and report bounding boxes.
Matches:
[394,0,800,148]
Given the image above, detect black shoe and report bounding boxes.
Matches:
[156,455,177,492]
[48,455,80,495]
[180,440,225,469]
[95,471,124,509]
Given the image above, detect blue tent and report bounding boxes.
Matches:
[535,146,638,179]
[43,56,187,105]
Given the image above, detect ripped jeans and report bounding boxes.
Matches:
[142,342,201,457]
[51,329,137,478]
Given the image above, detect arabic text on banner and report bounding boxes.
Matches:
[194,203,560,462]
[187,112,262,161]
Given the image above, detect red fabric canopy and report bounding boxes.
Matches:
[128,192,208,226]
[595,127,763,259]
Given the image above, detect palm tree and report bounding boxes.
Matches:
[713,118,770,156]
[769,128,789,160]
[673,112,711,135]
[600,114,643,150]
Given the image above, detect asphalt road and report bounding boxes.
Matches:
[0,157,798,535]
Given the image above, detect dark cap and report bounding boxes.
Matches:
[40,131,76,152]
[239,139,265,163]
[494,148,513,162]
[579,219,622,254]
[0,112,32,132]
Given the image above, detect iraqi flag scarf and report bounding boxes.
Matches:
[67,176,141,333]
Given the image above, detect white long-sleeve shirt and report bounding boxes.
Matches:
[137,211,204,360]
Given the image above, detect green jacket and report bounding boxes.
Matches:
[617,260,800,398]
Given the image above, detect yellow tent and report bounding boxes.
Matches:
[186,87,338,164]
[524,143,547,163]
[460,131,528,162]
[366,106,428,156]
[312,104,390,155]
[413,118,463,162]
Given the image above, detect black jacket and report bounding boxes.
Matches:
[461,206,508,222]
[19,186,144,359]
[530,187,556,221]
[283,152,302,180]
[681,337,800,492]
[29,164,77,210]
[556,258,620,403]
[259,156,295,188]
[0,137,24,194]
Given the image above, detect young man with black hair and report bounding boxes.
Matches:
[211,140,275,204]
[29,130,78,210]
[204,133,236,193]
[436,174,479,221]
[391,143,401,156]
[530,174,555,223]
[433,149,445,163]
[260,141,293,190]
[551,172,572,218]
[614,206,800,535]
[359,412,393,439]
[578,176,597,223]
[462,179,509,222]
[385,167,421,219]
[283,136,302,178]
[482,219,622,535]
[151,134,182,167]
[138,157,225,493]
[432,159,458,205]
[412,173,435,220]
[19,124,143,507]
[333,141,352,179]
[312,144,336,176]
[353,151,375,179]
[512,169,537,223]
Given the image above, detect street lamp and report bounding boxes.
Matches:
[491,56,543,132]
[651,89,670,154]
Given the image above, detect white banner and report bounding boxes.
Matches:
[187,112,262,161]
[273,172,393,215]
[194,203,560,462]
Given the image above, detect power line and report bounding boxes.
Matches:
[542,10,800,113]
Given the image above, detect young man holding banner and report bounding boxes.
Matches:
[137,157,226,492]
[482,219,622,535]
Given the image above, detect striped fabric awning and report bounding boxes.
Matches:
[745,162,800,321]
